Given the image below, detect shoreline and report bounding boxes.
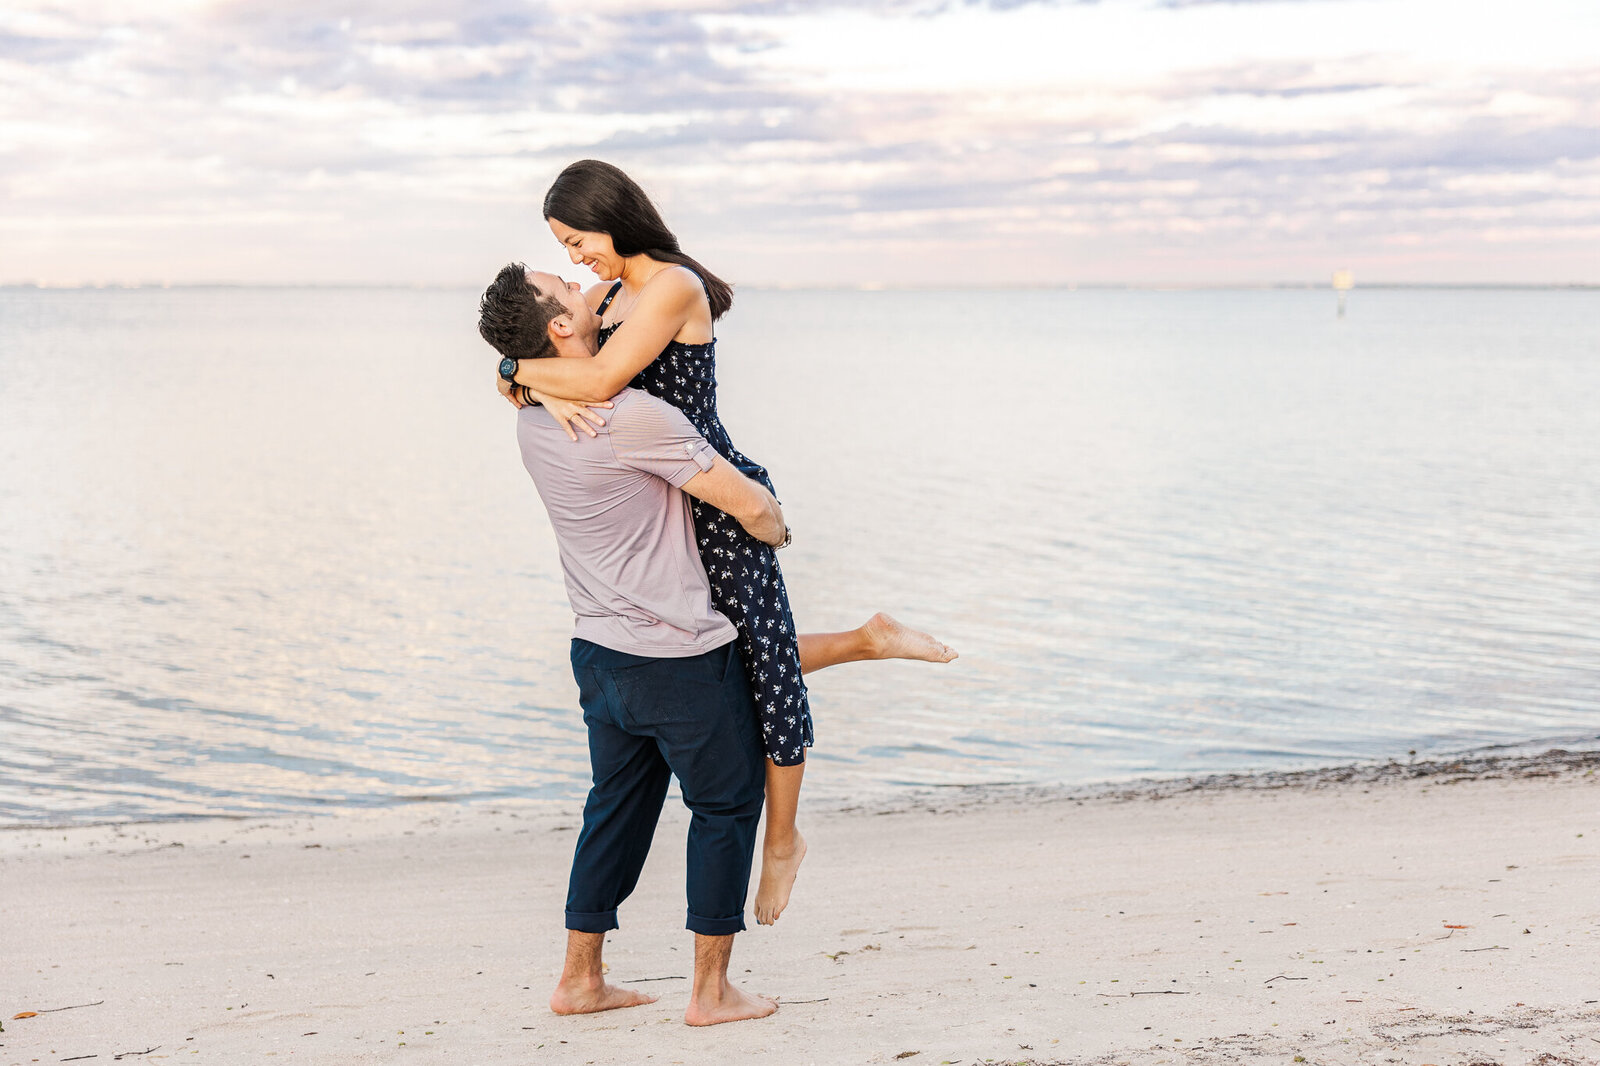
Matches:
[8,743,1599,834]
[7,282,1599,293]
[4,746,1598,1064]
[873,744,1600,813]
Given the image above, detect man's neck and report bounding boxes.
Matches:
[552,334,599,359]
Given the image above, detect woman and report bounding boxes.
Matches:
[503,160,954,926]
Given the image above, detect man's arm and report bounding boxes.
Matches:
[607,391,786,547]
[680,457,786,548]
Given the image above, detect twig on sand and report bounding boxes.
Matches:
[114,1048,161,1060]
[37,1000,106,1014]
[1461,945,1508,952]
[620,975,686,983]
[60,1057,97,1063]
[1096,991,1190,998]
[1264,975,1308,984]
[779,998,830,1005]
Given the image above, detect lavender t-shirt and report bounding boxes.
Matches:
[517,387,737,658]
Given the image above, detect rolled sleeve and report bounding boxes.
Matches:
[667,440,718,486]
[610,392,720,486]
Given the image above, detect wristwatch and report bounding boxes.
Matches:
[498,357,518,383]
[777,526,793,550]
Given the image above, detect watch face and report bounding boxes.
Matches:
[498,357,518,381]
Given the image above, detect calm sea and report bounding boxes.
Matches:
[1,286,1597,825]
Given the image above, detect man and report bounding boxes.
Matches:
[478,262,784,1027]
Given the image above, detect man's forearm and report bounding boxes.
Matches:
[736,491,785,548]
[680,456,787,548]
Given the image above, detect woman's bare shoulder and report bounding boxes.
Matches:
[584,281,614,311]
[644,264,705,301]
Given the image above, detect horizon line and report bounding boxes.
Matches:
[4,281,1598,293]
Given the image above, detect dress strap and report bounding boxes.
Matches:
[594,281,624,318]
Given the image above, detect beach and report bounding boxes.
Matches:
[7,3,1600,1056]
[5,749,1598,1065]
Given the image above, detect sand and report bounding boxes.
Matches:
[4,750,1599,1065]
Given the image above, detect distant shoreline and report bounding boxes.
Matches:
[4,281,1597,292]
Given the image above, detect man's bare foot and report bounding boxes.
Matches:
[684,982,779,1026]
[549,978,659,1015]
[754,831,807,925]
[863,612,958,663]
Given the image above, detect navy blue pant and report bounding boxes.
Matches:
[565,638,766,937]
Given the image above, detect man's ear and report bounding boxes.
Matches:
[548,313,575,339]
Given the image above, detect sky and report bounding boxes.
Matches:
[2,0,1597,287]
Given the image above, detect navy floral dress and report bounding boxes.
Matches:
[596,281,812,766]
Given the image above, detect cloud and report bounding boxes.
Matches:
[0,0,1595,284]
[1153,0,1325,6]
[0,29,101,64]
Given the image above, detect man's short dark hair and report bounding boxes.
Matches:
[478,262,567,360]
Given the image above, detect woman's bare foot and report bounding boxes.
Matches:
[862,612,958,663]
[754,830,807,925]
[549,978,659,1015]
[684,982,779,1026]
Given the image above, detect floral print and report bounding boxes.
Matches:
[597,283,812,765]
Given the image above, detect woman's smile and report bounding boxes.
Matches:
[549,218,619,280]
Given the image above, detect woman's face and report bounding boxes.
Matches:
[549,218,621,281]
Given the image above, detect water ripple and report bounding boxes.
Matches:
[1,286,1598,823]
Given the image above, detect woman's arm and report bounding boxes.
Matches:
[496,372,611,441]
[511,268,704,403]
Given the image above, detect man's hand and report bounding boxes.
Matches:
[497,373,524,408]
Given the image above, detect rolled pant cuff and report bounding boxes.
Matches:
[565,909,619,934]
[686,909,746,936]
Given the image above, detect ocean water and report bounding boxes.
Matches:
[1,286,1597,825]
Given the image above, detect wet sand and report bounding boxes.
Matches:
[4,749,1598,1065]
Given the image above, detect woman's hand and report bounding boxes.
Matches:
[539,393,612,441]
[495,368,611,438]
